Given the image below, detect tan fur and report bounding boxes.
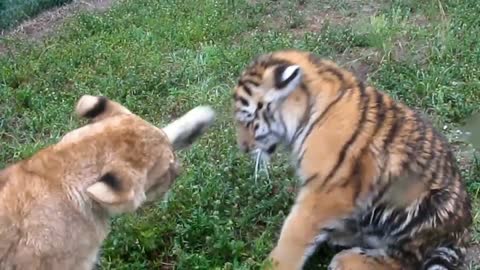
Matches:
[233,50,472,270]
[0,95,214,270]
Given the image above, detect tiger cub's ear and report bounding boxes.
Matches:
[86,171,145,215]
[75,95,132,123]
[266,64,303,103]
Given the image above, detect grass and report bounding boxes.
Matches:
[0,0,479,269]
[0,0,73,31]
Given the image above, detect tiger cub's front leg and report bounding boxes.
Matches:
[266,188,355,270]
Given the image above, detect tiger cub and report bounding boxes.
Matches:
[0,95,215,270]
[232,49,472,270]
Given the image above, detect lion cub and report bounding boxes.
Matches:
[0,95,215,270]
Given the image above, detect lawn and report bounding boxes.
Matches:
[0,0,479,269]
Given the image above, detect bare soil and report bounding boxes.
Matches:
[0,0,114,55]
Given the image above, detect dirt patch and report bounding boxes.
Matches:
[251,0,386,36]
[335,47,382,83]
[244,0,389,82]
[299,1,382,34]
[282,0,437,75]
[0,0,114,55]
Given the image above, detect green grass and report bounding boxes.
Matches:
[0,0,479,269]
[0,0,73,31]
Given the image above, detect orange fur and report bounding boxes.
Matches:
[233,50,472,270]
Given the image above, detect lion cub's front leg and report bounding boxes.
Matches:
[265,188,355,270]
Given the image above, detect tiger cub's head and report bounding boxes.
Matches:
[233,50,315,161]
[233,50,353,161]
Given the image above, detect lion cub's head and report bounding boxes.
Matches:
[0,95,215,269]
[61,95,215,215]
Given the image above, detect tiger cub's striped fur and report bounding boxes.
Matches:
[232,49,472,270]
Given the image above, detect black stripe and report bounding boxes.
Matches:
[266,102,272,113]
[348,90,383,195]
[358,81,366,95]
[442,149,455,186]
[400,113,422,172]
[412,115,430,175]
[264,58,293,68]
[273,64,299,89]
[237,97,249,107]
[322,84,369,188]
[414,114,427,161]
[239,109,251,114]
[278,110,288,138]
[373,91,386,136]
[239,79,260,87]
[319,67,345,82]
[299,82,309,93]
[307,52,322,67]
[372,180,392,205]
[428,133,440,182]
[302,173,319,187]
[439,142,451,185]
[296,149,306,168]
[83,96,107,118]
[292,127,305,145]
[336,88,377,197]
[354,90,385,171]
[262,110,271,128]
[100,172,122,191]
[383,104,403,150]
[427,128,437,164]
[333,89,375,196]
[247,70,263,78]
[254,133,270,141]
[345,159,363,202]
[378,103,400,176]
[431,139,445,186]
[242,84,253,96]
[297,88,349,153]
[291,84,312,144]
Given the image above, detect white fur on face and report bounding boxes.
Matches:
[282,65,301,81]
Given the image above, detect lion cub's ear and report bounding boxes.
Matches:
[75,95,132,124]
[86,172,144,214]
